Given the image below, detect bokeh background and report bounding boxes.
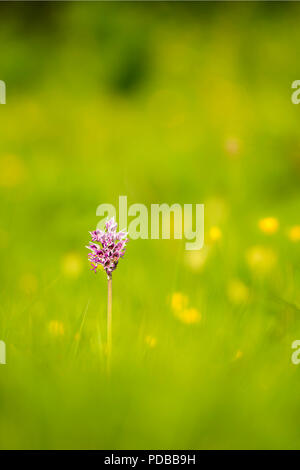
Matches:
[0,1,300,449]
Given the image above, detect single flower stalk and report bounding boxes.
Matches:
[87,217,128,368]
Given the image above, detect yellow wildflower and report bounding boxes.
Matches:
[288,225,300,242]
[184,246,210,272]
[258,217,279,234]
[0,155,26,188]
[171,292,189,313]
[209,226,222,242]
[145,336,157,348]
[246,245,277,274]
[227,279,249,305]
[62,252,82,279]
[48,321,65,337]
[170,293,201,325]
[235,350,243,360]
[74,332,81,342]
[176,308,201,325]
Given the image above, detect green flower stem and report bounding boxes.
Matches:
[107,275,112,370]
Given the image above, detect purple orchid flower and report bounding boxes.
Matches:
[87,217,129,279]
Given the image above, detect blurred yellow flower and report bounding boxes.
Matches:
[288,225,300,242]
[0,154,26,188]
[184,246,210,272]
[176,308,201,325]
[145,335,157,348]
[171,292,189,313]
[227,279,249,305]
[235,350,243,360]
[48,321,65,337]
[246,245,277,273]
[258,217,279,234]
[19,273,38,295]
[74,332,81,342]
[62,252,82,278]
[209,226,222,242]
[170,292,201,325]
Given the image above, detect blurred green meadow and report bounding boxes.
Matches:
[0,1,300,449]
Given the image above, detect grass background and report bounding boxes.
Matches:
[0,1,300,449]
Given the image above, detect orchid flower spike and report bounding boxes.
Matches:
[87,217,129,279]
